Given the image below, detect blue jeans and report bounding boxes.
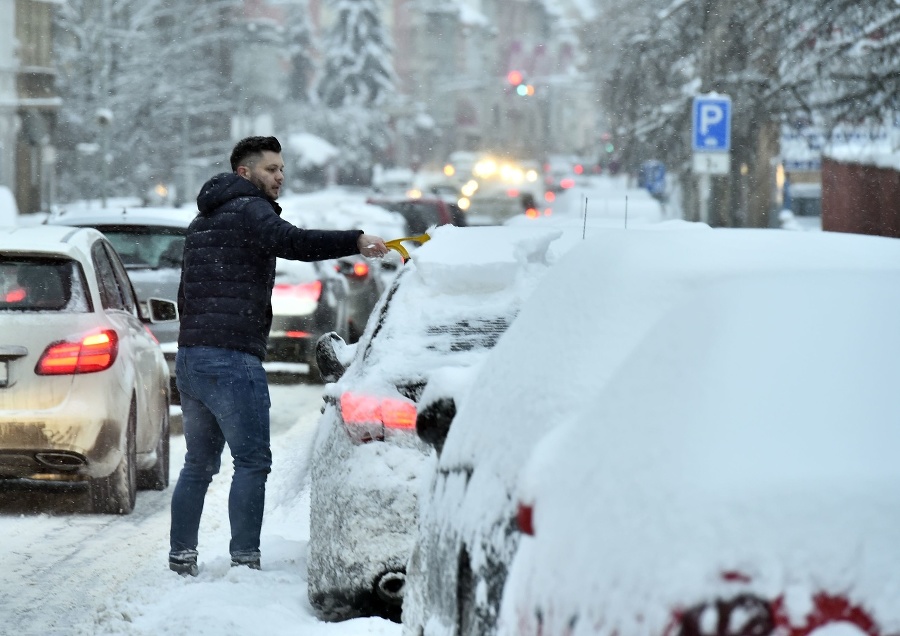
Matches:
[170,346,272,561]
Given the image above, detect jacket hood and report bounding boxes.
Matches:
[196,172,281,216]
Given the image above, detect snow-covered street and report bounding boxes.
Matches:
[0,373,400,636]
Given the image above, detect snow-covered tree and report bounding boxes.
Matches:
[316,0,395,108]
[588,0,899,227]
[314,0,397,184]
[54,0,245,204]
[282,0,318,102]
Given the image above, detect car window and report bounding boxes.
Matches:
[91,241,127,310]
[92,225,187,269]
[102,241,138,314]
[0,256,91,312]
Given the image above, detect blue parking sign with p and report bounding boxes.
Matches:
[692,96,731,152]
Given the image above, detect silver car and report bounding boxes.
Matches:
[0,225,176,514]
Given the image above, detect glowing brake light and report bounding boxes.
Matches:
[5,288,26,303]
[36,330,119,375]
[273,280,322,301]
[352,262,369,278]
[559,178,575,189]
[339,391,417,437]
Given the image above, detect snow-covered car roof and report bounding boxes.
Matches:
[0,224,100,259]
[497,228,900,634]
[47,205,197,229]
[326,223,562,400]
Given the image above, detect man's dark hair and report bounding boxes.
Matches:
[230,136,282,172]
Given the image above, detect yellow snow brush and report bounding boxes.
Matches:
[384,233,431,262]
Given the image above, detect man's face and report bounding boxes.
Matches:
[239,151,285,200]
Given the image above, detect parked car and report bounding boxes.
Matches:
[499,228,900,635]
[367,196,466,234]
[47,205,195,399]
[307,224,563,622]
[0,225,177,514]
[267,254,383,379]
[403,227,900,636]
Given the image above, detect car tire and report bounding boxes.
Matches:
[90,398,137,514]
[137,394,170,491]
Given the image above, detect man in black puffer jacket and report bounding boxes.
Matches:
[169,136,388,576]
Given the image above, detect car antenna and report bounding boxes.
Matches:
[624,195,629,230]
[582,196,588,240]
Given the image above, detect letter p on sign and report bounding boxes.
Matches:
[692,95,731,152]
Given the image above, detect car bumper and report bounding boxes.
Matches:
[308,410,434,606]
[0,398,127,481]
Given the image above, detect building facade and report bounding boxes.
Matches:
[0,0,58,215]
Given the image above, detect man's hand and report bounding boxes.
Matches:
[357,233,389,258]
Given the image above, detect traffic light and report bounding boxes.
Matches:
[601,131,614,153]
[506,70,535,97]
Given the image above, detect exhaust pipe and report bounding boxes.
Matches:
[375,570,406,605]
[35,452,86,471]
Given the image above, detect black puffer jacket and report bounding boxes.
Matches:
[177,172,363,360]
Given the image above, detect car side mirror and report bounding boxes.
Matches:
[416,396,456,455]
[146,297,178,323]
[315,331,348,383]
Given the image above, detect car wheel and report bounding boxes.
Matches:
[90,398,137,514]
[137,394,170,491]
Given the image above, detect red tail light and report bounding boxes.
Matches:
[352,262,370,278]
[36,330,119,375]
[273,280,322,301]
[5,288,26,303]
[339,391,417,440]
[559,178,575,189]
[574,164,584,175]
[516,502,534,535]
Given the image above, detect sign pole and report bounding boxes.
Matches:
[697,172,710,224]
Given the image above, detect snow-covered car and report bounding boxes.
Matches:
[306,223,563,622]
[47,205,195,399]
[500,228,900,635]
[403,227,900,636]
[0,225,176,514]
